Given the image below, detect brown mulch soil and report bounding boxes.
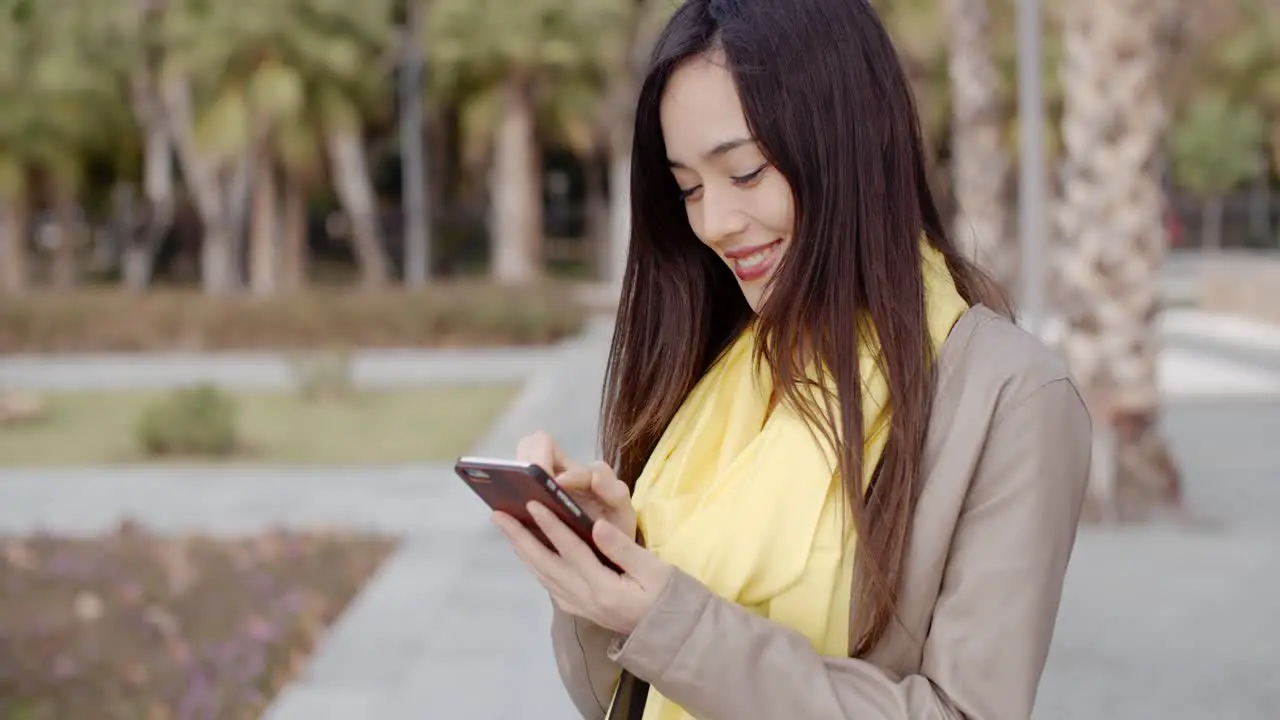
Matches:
[0,522,398,720]
[0,282,587,354]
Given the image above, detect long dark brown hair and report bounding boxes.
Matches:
[601,0,1007,657]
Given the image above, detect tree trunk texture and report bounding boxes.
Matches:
[490,72,542,285]
[0,197,27,296]
[280,173,308,291]
[50,189,80,290]
[945,0,1015,292]
[125,62,175,293]
[161,76,237,295]
[400,0,430,288]
[325,127,389,288]
[249,145,279,296]
[1056,0,1182,523]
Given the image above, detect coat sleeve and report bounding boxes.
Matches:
[605,378,1093,719]
[551,604,625,719]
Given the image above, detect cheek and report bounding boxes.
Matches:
[759,177,796,236]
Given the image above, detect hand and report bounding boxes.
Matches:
[493,502,671,636]
[553,461,638,541]
[517,431,635,538]
[516,431,580,477]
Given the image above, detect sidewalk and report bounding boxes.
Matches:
[262,316,616,720]
[0,346,552,391]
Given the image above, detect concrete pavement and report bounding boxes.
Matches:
[0,345,552,391]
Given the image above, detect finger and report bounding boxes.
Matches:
[551,444,583,475]
[593,519,662,584]
[493,511,574,585]
[588,462,632,509]
[528,501,608,574]
[553,466,594,493]
[515,432,557,474]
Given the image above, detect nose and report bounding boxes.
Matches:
[696,185,750,247]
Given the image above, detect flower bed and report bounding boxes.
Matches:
[0,522,397,719]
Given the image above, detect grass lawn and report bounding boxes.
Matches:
[0,383,518,467]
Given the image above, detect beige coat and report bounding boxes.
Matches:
[551,305,1093,719]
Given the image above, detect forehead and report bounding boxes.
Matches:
[659,54,751,160]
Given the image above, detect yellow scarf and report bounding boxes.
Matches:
[625,245,969,720]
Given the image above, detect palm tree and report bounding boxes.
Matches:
[945,0,1015,291]
[0,0,123,294]
[158,0,394,295]
[428,0,625,285]
[75,0,178,292]
[0,8,32,296]
[1055,0,1182,521]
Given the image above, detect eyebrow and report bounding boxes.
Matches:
[667,137,755,168]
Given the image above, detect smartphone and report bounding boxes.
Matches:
[454,456,622,573]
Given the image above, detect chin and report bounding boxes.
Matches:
[739,285,769,314]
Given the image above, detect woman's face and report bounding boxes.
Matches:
[660,52,796,313]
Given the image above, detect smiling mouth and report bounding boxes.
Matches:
[726,239,782,282]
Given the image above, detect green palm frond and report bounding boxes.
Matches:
[276,114,324,180]
[194,85,252,161]
[458,84,502,170]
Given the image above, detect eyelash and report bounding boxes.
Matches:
[678,164,768,201]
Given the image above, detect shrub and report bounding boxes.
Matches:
[136,385,239,458]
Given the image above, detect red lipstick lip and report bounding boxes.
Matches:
[724,238,781,260]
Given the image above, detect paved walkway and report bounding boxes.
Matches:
[0,346,552,391]
[2,311,1279,718]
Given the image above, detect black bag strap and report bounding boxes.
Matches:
[607,670,650,719]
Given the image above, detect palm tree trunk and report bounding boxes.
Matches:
[325,127,389,288]
[124,127,175,292]
[50,188,79,290]
[400,0,431,287]
[0,195,27,296]
[125,60,175,292]
[161,76,237,295]
[490,71,542,285]
[945,0,1015,291]
[249,146,279,296]
[1056,0,1182,522]
[280,173,308,291]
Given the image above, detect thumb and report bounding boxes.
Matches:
[593,519,661,580]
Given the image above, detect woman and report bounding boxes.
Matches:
[491,0,1092,718]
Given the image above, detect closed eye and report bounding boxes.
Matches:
[677,164,767,202]
[732,164,768,185]
[678,185,702,201]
